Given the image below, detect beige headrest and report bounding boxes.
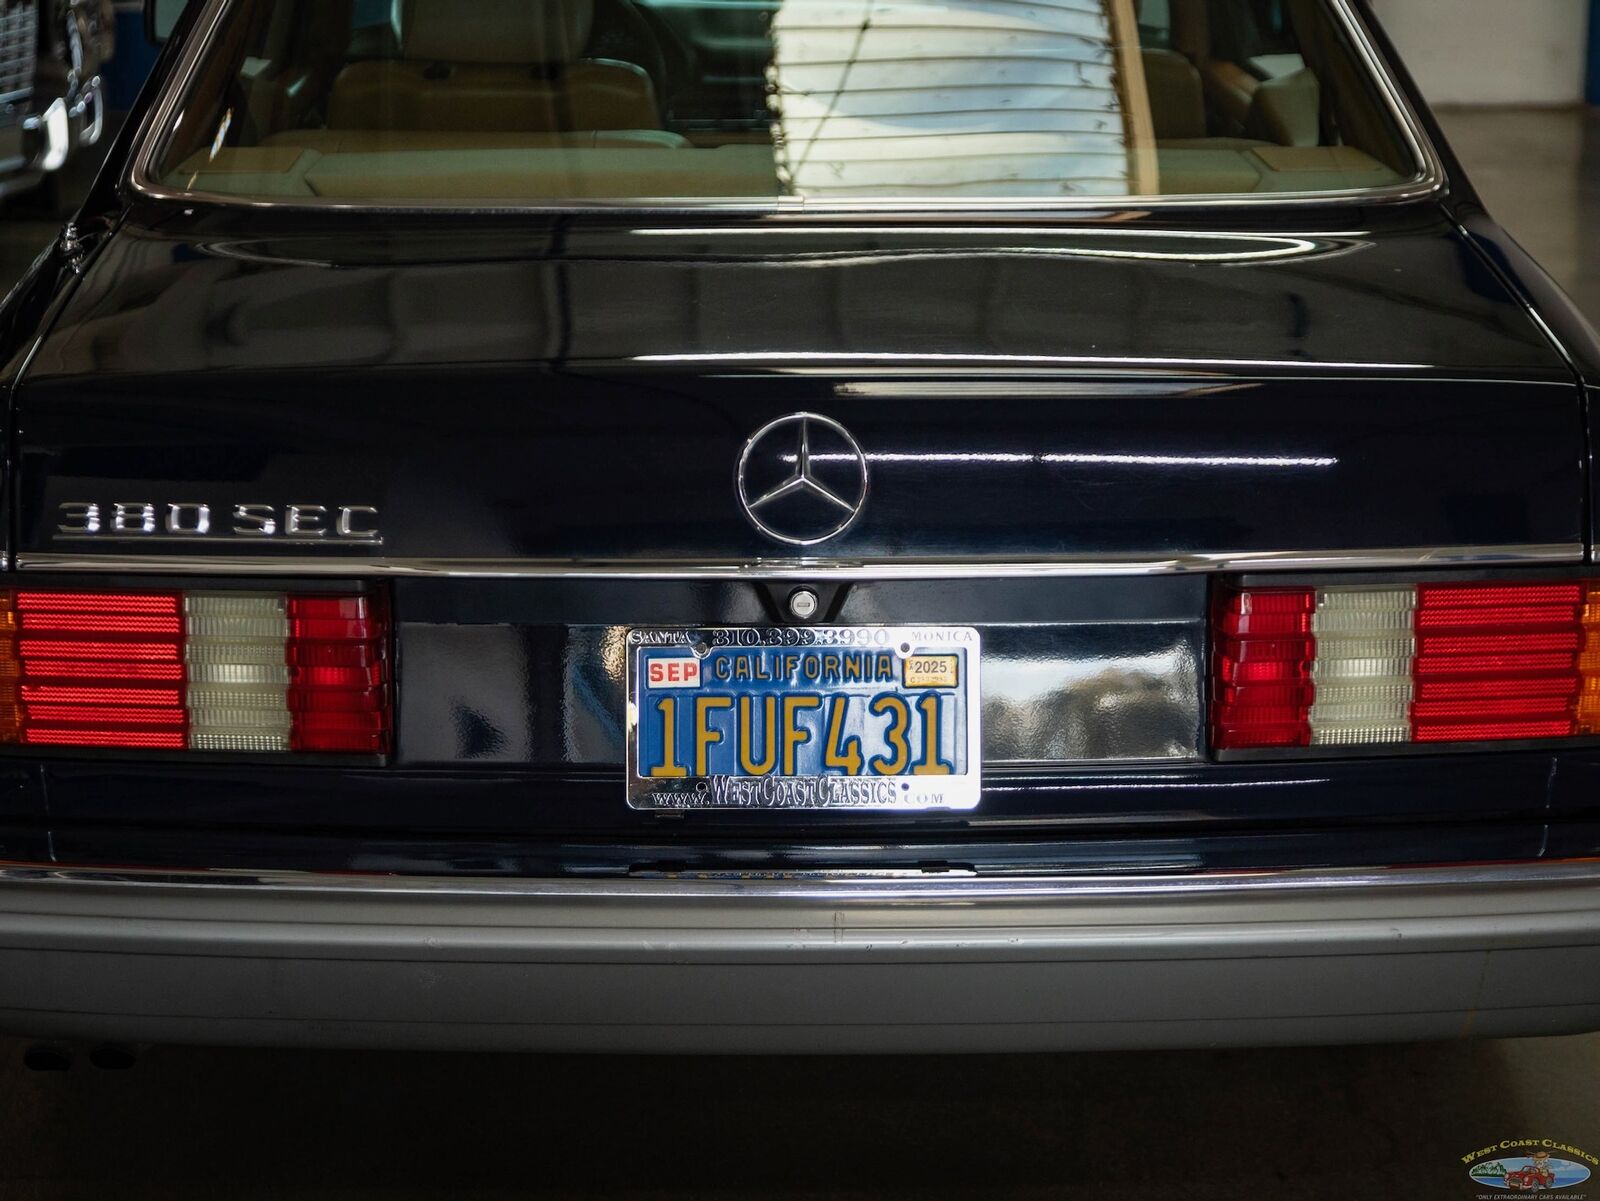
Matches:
[402,0,593,65]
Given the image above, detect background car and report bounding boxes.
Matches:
[0,0,111,205]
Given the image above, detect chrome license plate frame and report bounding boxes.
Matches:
[625,626,981,811]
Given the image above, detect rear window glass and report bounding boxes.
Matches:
[145,0,1424,205]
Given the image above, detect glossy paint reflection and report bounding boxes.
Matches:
[13,207,1582,566]
[981,627,1200,763]
[397,621,1202,767]
[30,217,1562,377]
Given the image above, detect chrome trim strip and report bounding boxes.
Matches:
[3,859,1598,902]
[13,544,1586,579]
[125,0,1445,215]
[634,351,1438,370]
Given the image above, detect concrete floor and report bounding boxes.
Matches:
[0,1037,1595,1200]
[0,108,1598,1200]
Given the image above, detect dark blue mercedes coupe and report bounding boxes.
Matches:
[0,0,1596,1052]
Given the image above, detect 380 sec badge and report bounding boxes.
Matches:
[625,626,982,810]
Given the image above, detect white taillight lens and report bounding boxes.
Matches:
[1307,587,1416,745]
[185,593,293,751]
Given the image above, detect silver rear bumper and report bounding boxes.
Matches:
[2,861,1598,1052]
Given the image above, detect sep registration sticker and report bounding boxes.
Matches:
[624,626,981,810]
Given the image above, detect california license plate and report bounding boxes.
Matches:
[626,626,981,810]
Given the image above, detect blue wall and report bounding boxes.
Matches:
[107,0,161,111]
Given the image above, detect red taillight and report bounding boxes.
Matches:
[1211,588,1315,748]
[287,594,390,753]
[1211,578,1600,751]
[0,587,390,755]
[1410,583,1583,743]
[8,590,187,749]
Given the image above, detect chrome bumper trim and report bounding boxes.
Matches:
[4,858,1598,903]
[12,543,1585,580]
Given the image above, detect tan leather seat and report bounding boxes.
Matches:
[1244,68,1320,147]
[1141,48,1205,141]
[1168,0,1257,128]
[329,0,663,133]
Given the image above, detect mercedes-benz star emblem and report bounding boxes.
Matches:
[736,413,869,547]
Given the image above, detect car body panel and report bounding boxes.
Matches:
[31,211,1569,379]
[4,741,1591,875]
[12,212,1583,567]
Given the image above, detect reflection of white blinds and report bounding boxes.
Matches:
[771,0,1132,197]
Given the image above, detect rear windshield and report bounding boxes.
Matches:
[145,0,1424,205]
